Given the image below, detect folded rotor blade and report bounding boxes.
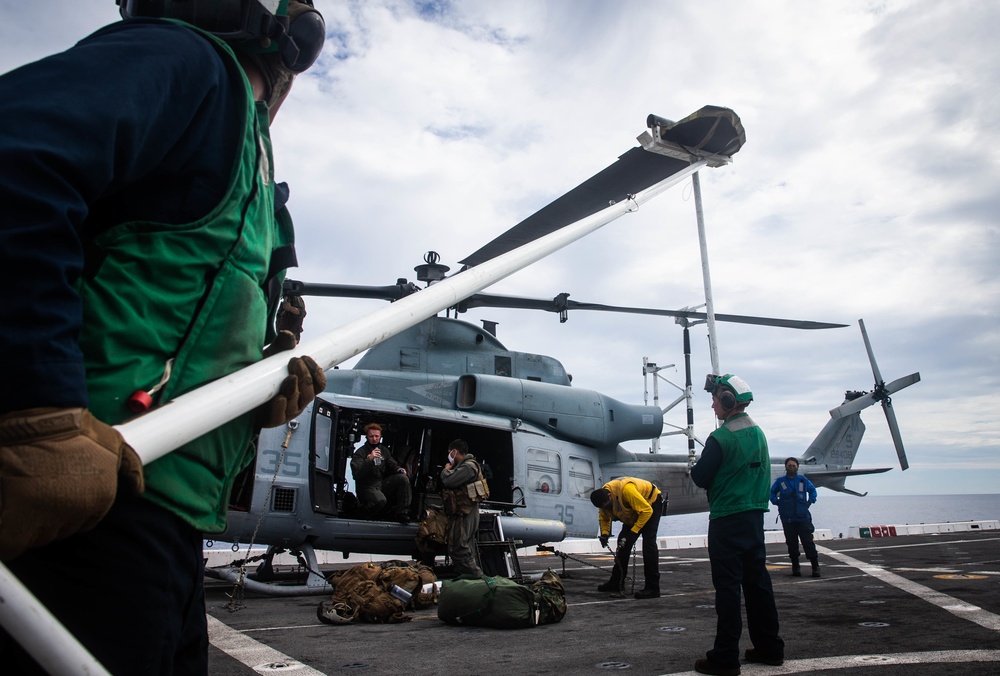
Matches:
[460,106,745,267]
[282,280,419,301]
[458,292,846,330]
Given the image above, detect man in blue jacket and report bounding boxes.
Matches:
[771,457,820,577]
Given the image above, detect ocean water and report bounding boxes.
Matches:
[658,493,1000,539]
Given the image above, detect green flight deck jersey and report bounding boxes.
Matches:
[76,24,294,532]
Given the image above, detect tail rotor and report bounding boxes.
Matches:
[828,319,920,470]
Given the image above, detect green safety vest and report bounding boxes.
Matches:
[77,23,293,532]
[705,413,771,520]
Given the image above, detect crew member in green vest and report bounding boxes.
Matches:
[691,374,784,676]
[0,2,327,672]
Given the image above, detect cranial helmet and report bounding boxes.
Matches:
[117,0,325,73]
[703,373,753,409]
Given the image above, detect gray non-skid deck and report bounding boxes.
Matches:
[205,531,1000,675]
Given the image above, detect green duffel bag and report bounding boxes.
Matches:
[437,575,539,629]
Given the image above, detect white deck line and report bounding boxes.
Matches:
[206,614,326,675]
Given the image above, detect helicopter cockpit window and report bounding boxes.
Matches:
[526,447,562,495]
[567,456,596,498]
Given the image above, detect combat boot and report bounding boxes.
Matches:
[810,558,821,578]
[790,560,801,577]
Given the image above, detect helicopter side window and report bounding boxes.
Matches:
[314,409,333,473]
[526,447,562,495]
[567,456,596,498]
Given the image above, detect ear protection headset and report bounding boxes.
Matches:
[704,373,752,411]
[117,0,325,73]
[718,389,737,411]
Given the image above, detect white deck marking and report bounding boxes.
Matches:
[206,614,326,675]
[818,545,1000,632]
[657,649,1000,675]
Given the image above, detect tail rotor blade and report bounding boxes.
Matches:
[829,393,878,419]
[885,372,921,394]
[882,399,909,471]
[859,318,884,385]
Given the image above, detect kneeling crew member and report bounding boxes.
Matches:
[590,477,664,599]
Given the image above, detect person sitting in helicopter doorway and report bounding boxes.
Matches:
[589,477,664,599]
[771,457,820,577]
[441,439,489,576]
[350,423,412,522]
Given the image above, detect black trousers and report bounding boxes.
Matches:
[782,519,817,562]
[706,510,784,667]
[0,491,208,675]
[608,494,663,590]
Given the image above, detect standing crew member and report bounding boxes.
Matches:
[440,439,489,576]
[691,374,784,676]
[590,477,664,599]
[0,2,327,673]
[771,457,820,577]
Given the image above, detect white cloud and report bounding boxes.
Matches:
[4,0,997,495]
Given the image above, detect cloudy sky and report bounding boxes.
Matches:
[3,1,997,496]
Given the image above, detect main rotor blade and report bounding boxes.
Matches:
[282,280,419,301]
[459,292,847,330]
[883,399,910,471]
[460,106,745,267]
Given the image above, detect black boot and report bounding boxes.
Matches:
[790,560,801,577]
[634,587,660,599]
[810,558,821,578]
[598,579,623,592]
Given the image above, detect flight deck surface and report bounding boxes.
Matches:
[205,531,1000,675]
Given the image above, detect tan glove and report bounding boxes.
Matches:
[256,355,327,428]
[0,407,144,560]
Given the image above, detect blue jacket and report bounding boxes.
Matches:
[770,473,817,523]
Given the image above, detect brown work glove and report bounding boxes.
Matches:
[256,355,327,428]
[0,407,144,561]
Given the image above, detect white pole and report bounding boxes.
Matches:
[692,171,720,375]
[119,158,709,464]
[2,155,711,672]
[0,563,111,675]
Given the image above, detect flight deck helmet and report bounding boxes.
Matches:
[703,373,753,411]
[116,0,326,73]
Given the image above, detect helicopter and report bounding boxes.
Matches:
[199,105,919,594]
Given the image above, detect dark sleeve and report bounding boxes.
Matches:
[441,460,479,489]
[0,21,242,412]
[691,436,723,489]
[350,446,373,482]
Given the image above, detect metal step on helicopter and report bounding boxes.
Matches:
[199,105,919,594]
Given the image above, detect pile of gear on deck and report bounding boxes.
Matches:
[317,560,566,628]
